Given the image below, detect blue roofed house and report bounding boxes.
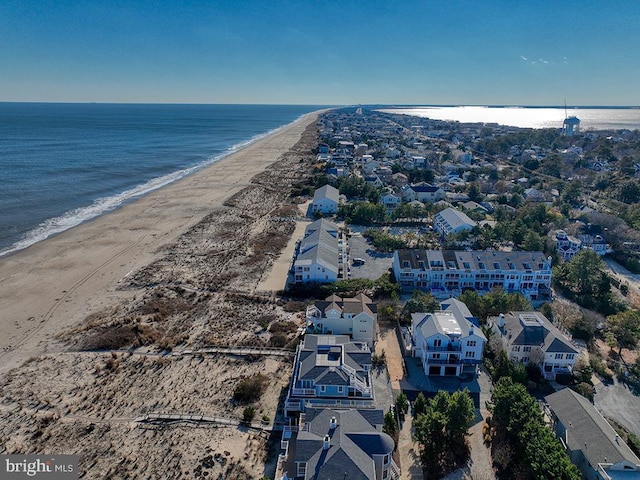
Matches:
[401,183,446,203]
[284,335,373,418]
[278,407,400,480]
[411,298,486,377]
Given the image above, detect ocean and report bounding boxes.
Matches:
[2,103,638,258]
[378,106,640,131]
[0,103,322,256]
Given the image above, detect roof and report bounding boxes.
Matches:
[435,207,477,232]
[545,388,640,472]
[313,293,377,319]
[296,335,371,385]
[291,408,394,479]
[412,299,486,342]
[314,184,340,204]
[493,312,577,354]
[395,249,551,273]
[410,183,442,193]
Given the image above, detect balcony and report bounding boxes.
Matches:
[291,388,316,396]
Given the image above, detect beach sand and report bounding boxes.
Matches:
[0,110,321,478]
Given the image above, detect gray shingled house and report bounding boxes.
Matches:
[279,407,400,480]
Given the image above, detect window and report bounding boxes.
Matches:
[555,353,564,359]
[512,346,520,352]
[523,346,531,352]
[433,353,440,359]
[566,353,575,360]
[297,463,307,476]
[467,340,476,347]
[320,385,326,392]
[338,386,343,393]
[465,351,475,358]
[522,357,529,363]
[434,339,442,347]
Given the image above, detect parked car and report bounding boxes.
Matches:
[352,257,366,266]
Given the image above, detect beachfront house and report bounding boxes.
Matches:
[291,219,346,285]
[392,249,553,302]
[278,407,400,480]
[284,335,373,417]
[306,293,377,347]
[545,388,640,480]
[489,311,578,380]
[411,298,485,377]
[311,184,341,215]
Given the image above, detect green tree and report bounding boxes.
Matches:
[554,249,618,314]
[414,392,427,416]
[413,389,475,479]
[401,290,439,322]
[605,309,640,357]
[396,392,409,416]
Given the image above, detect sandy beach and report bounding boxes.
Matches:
[0,110,321,478]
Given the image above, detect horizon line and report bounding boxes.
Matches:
[1,101,639,109]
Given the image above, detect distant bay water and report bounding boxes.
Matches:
[0,103,323,256]
[378,106,640,131]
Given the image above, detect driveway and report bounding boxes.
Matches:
[347,233,393,281]
[594,376,640,436]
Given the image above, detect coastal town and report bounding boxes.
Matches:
[2,107,640,480]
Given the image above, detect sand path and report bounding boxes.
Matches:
[0,111,321,375]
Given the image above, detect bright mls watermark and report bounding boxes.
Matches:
[1,455,77,479]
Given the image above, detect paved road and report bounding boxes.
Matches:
[594,376,640,436]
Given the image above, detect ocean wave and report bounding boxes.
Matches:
[0,115,305,257]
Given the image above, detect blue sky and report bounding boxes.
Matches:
[1,0,639,105]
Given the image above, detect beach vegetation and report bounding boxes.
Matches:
[233,374,269,404]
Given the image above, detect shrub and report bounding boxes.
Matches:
[243,406,256,424]
[233,374,269,403]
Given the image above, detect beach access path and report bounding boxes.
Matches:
[0,111,322,376]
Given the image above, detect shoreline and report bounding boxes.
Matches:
[0,110,319,259]
[0,109,322,375]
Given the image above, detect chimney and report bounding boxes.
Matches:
[330,416,338,430]
[497,313,505,329]
[323,435,331,450]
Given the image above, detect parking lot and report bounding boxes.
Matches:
[347,233,393,281]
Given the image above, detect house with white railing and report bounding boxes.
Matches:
[284,335,373,418]
[411,298,485,377]
[392,249,553,302]
[489,311,578,380]
[306,293,377,347]
[278,407,400,480]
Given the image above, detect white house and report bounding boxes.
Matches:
[411,298,485,377]
[306,293,377,347]
[381,192,401,210]
[433,207,477,237]
[402,184,446,203]
[292,219,345,285]
[392,249,553,302]
[312,185,341,215]
[490,311,578,380]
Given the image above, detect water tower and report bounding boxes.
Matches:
[563,116,580,136]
